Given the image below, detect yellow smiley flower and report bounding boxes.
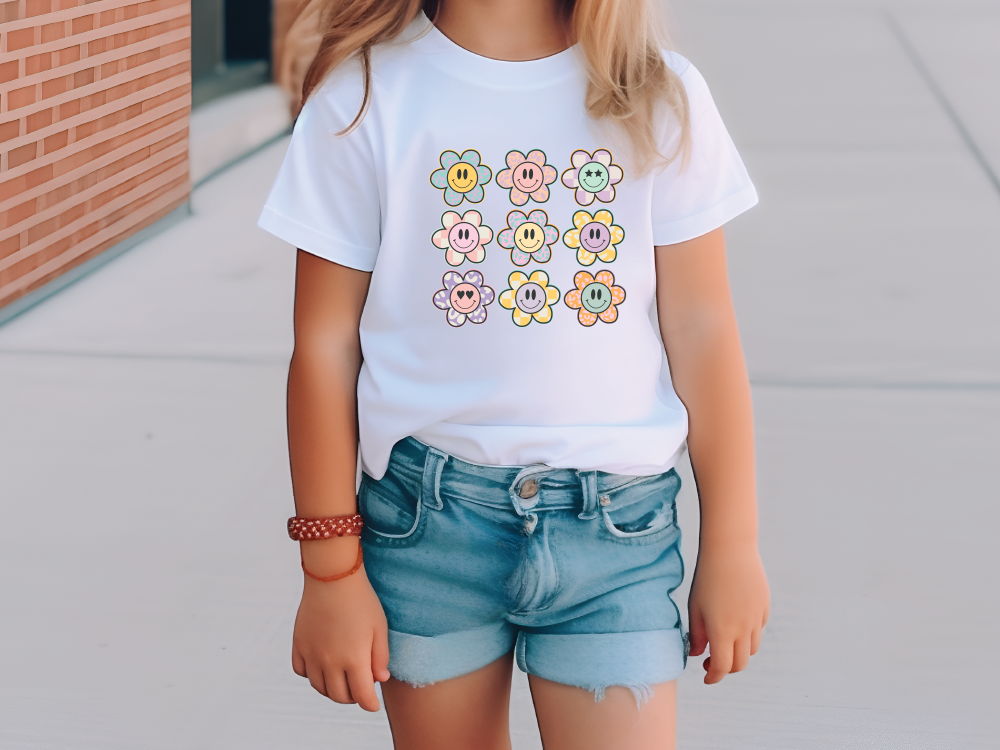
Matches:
[498,270,561,327]
[561,209,624,266]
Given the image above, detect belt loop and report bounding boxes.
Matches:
[421,446,448,511]
[578,470,599,520]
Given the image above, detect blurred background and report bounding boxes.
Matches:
[1,0,998,748]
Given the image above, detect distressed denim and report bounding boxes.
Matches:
[359,437,687,703]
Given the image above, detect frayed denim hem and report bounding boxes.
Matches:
[591,683,657,709]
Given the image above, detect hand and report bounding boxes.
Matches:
[687,544,769,684]
[292,540,391,711]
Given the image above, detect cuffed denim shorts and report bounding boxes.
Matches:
[359,437,687,701]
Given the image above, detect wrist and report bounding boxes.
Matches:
[300,535,361,577]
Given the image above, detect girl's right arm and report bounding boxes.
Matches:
[287,249,390,712]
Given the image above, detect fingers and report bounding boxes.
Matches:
[347,664,381,712]
[750,625,762,656]
[703,637,733,684]
[731,636,750,673]
[325,668,354,704]
[292,648,307,678]
[306,662,329,698]
[688,602,708,657]
[371,621,391,683]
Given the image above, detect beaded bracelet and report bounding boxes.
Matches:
[287,514,364,541]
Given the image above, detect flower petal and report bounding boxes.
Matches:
[445,248,465,266]
[460,149,481,167]
[593,149,612,166]
[598,305,618,324]
[608,164,623,184]
[430,169,449,189]
[564,289,582,309]
[571,150,591,168]
[507,211,528,229]
[510,248,531,266]
[594,185,615,203]
[575,188,595,206]
[509,188,529,206]
[532,246,551,263]
[611,285,626,305]
[498,229,514,248]
[466,246,486,263]
[443,271,464,289]
[578,309,598,327]
[432,229,450,249]
[595,270,615,287]
[528,270,549,286]
[526,150,546,166]
[462,210,482,226]
[563,228,580,248]
[463,270,484,288]
[440,151,460,169]
[611,225,625,245]
[531,184,549,203]
[543,224,559,245]
[512,309,532,327]
[478,224,493,244]
[577,248,596,266]
[574,270,594,290]
[542,165,557,185]
[479,285,496,306]
[499,289,516,309]
[527,209,547,225]
[573,210,592,230]
[433,289,451,310]
[444,187,463,206]
[442,211,460,228]
[506,150,527,169]
[594,210,614,226]
[545,284,560,305]
[446,308,467,327]
[467,184,484,203]
[476,164,492,185]
[597,247,617,263]
[497,169,514,189]
[468,305,488,324]
[533,304,553,324]
[561,168,579,189]
[508,271,528,289]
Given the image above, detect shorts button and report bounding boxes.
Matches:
[520,479,538,499]
[599,495,610,507]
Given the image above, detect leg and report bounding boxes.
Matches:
[381,651,515,750]
[528,676,677,750]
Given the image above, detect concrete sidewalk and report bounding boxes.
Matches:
[1,2,998,748]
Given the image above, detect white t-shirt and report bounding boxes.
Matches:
[259,17,757,480]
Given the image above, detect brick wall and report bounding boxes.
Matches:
[0,0,191,310]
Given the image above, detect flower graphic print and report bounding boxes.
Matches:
[432,270,495,327]
[430,150,492,206]
[496,150,558,205]
[562,209,624,266]
[431,210,493,266]
[564,270,625,326]
[499,270,560,327]
[498,209,559,266]
[560,149,623,205]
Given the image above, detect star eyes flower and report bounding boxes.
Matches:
[431,210,494,266]
[497,209,559,266]
[563,269,626,326]
[498,270,560,327]
[432,269,495,327]
[560,149,624,206]
[561,209,624,266]
[496,150,558,205]
[430,149,493,206]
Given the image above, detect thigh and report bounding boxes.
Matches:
[381,651,515,750]
[528,676,677,750]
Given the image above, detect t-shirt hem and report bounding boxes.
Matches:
[652,184,759,246]
[258,205,378,272]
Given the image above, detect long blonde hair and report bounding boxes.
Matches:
[279,0,690,171]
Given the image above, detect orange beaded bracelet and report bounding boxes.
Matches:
[287,514,364,541]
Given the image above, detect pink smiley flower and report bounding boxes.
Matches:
[496,150,558,205]
[497,209,559,266]
[560,149,624,206]
[432,269,495,327]
[431,210,493,266]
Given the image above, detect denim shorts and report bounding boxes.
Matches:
[359,437,687,702]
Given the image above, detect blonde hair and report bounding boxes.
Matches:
[279,0,690,172]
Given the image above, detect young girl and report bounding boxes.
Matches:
[260,0,769,747]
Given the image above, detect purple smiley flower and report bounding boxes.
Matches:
[432,269,495,327]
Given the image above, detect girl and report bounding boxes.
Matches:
[260,0,770,747]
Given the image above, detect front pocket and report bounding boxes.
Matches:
[358,473,427,548]
[599,470,680,546]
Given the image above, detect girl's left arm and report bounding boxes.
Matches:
[655,227,770,685]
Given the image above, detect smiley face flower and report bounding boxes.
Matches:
[496,150,558,205]
[498,209,559,266]
[430,149,492,206]
[560,149,623,205]
[431,210,493,266]
[432,270,495,327]
[499,270,560,327]
[562,209,624,266]
[564,270,625,326]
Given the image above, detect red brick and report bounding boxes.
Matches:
[124,48,160,70]
[27,108,53,133]
[9,142,38,169]
[3,198,38,230]
[9,86,37,110]
[25,53,52,77]
[101,60,121,79]
[0,120,19,143]
[43,129,68,153]
[8,28,36,52]
[25,163,53,190]
[58,0,79,9]
[41,76,69,99]
[74,67,95,88]
[26,0,52,16]
[99,9,116,25]
[55,45,81,66]
[0,234,20,261]
[41,21,66,43]
[59,98,81,119]
[1,1,21,22]
[72,14,94,34]
[0,60,18,84]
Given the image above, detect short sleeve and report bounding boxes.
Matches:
[651,54,758,246]
[258,63,382,271]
